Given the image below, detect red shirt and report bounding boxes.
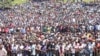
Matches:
[4,28,9,33]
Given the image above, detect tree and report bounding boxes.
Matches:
[0,0,12,9]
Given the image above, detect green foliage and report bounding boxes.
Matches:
[0,0,12,8]
[11,0,27,5]
[0,0,27,8]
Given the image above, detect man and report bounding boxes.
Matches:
[46,41,55,56]
[5,43,11,56]
[0,44,7,56]
[11,43,19,56]
[55,43,60,56]
[31,42,36,56]
[88,42,95,56]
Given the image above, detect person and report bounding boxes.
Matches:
[0,1,99,56]
[88,41,95,56]
[17,43,24,56]
[11,43,18,56]
[40,44,47,56]
[59,43,65,56]
[31,42,36,56]
[0,44,7,56]
[55,43,60,56]
[36,43,41,56]
[46,41,55,56]
[23,43,31,56]
[5,43,12,56]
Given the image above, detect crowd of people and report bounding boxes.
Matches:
[0,0,100,56]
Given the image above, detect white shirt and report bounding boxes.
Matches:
[75,43,80,49]
[88,42,95,50]
[79,43,86,49]
[20,45,24,50]
[2,47,7,55]
[43,39,47,45]
[96,25,100,30]
[11,44,18,53]
[66,44,72,50]
[12,44,19,51]
[55,44,60,50]
[89,25,93,30]
[71,47,75,53]
[72,18,76,23]
[31,44,36,55]
[9,28,14,32]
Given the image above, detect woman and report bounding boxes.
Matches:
[59,43,65,56]
[17,43,24,56]
[55,43,60,56]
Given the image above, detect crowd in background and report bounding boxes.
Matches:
[0,0,100,56]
